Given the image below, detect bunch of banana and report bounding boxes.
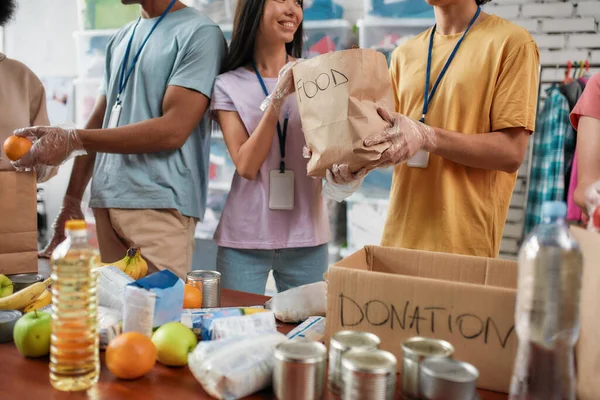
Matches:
[23,289,52,313]
[101,247,148,280]
[0,278,51,311]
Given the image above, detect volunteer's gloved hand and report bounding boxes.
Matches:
[303,146,366,202]
[10,126,86,171]
[584,180,600,230]
[260,59,303,114]
[364,108,437,169]
[38,195,84,259]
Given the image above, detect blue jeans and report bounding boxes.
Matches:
[216,244,329,295]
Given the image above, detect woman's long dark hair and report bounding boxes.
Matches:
[221,0,304,73]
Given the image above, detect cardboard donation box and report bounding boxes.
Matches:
[292,48,395,178]
[326,246,518,393]
[570,227,600,400]
[0,171,38,275]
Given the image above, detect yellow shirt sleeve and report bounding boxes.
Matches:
[389,49,401,113]
[490,41,540,133]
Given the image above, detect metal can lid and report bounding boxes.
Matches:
[0,310,22,324]
[331,331,380,351]
[275,339,327,364]
[186,270,221,282]
[341,349,397,374]
[420,358,479,384]
[401,337,454,361]
[7,273,43,284]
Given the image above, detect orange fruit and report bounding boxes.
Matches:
[3,135,32,161]
[105,332,156,380]
[183,284,202,309]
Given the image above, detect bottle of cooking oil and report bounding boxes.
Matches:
[510,201,583,400]
[50,219,100,391]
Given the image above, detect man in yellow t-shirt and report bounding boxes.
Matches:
[334,0,539,257]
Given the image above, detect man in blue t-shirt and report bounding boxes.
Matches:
[13,0,226,279]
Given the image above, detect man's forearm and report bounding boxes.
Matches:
[431,126,529,173]
[78,116,187,154]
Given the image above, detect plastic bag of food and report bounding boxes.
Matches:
[265,281,327,323]
[98,306,123,349]
[286,316,326,342]
[97,266,134,311]
[188,332,287,399]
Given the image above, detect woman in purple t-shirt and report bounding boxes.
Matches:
[209,0,341,294]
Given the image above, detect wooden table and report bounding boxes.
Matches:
[0,289,508,399]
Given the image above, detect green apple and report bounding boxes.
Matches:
[0,275,13,298]
[13,311,51,357]
[151,322,197,367]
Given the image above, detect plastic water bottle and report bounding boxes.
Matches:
[510,201,583,400]
[50,219,100,391]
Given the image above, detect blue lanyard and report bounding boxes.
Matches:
[421,6,481,123]
[251,59,290,173]
[117,0,177,104]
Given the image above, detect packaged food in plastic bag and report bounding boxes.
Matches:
[286,316,326,342]
[97,266,134,311]
[98,306,123,349]
[189,332,287,399]
[265,281,327,323]
[210,311,277,340]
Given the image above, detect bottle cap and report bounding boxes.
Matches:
[65,219,86,230]
[541,201,567,219]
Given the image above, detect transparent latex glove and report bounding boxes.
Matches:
[363,108,437,169]
[584,179,600,231]
[38,195,84,259]
[10,125,86,171]
[260,59,304,114]
[36,166,59,183]
[303,146,366,202]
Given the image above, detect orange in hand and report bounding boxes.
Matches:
[183,284,202,309]
[105,332,156,380]
[3,135,32,161]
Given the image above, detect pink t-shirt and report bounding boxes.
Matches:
[569,73,600,220]
[210,67,330,249]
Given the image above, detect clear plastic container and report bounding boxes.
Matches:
[185,0,237,24]
[364,0,434,20]
[510,201,583,400]
[357,18,433,64]
[74,78,102,128]
[74,30,116,79]
[77,0,140,30]
[50,219,100,391]
[303,20,353,59]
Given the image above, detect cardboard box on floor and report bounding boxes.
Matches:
[0,171,38,275]
[570,226,600,400]
[326,246,518,393]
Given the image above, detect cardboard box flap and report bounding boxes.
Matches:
[336,246,517,289]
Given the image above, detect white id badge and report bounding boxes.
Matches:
[107,103,122,128]
[269,170,294,211]
[407,150,430,168]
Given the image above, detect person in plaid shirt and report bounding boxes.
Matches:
[524,87,575,235]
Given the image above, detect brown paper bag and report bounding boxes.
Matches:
[0,171,38,275]
[292,49,395,177]
[570,227,600,400]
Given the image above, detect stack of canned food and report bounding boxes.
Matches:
[273,330,480,400]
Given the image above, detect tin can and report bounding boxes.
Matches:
[186,270,221,308]
[419,358,479,400]
[7,273,44,292]
[401,337,454,399]
[328,331,381,394]
[274,339,327,400]
[341,348,397,400]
